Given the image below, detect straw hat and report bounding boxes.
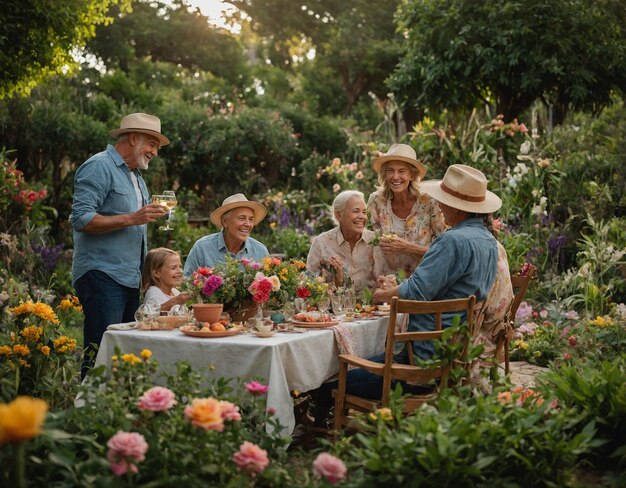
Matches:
[420,164,502,213]
[110,113,170,146]
[371,143,426,179]
[210,194,267,228]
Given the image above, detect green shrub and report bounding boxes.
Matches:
[538,354,626,470]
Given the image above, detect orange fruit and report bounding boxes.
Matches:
[210,322,226,331]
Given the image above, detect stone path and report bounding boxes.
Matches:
[508,361,550,387]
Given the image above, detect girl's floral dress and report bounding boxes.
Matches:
[367,189,446,276]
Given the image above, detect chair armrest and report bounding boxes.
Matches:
[338,354,385,376]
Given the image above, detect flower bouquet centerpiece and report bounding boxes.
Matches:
[295,275,330,312]
[185,256,282,323]
[258,256,308,312]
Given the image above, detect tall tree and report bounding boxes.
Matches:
[390,0,626,125]
[87,0,248,85]
[232,0,403,115]
[0,0,132,99]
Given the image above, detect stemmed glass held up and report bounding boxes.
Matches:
[151,190,177,231]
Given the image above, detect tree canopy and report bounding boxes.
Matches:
[390,0,626,124]
[0,0,132,99]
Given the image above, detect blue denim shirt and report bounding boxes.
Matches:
[398,217,498,359]
[70,145,149,288]
[183,231,269,276]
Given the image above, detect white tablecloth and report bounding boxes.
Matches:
[93,318,389,435]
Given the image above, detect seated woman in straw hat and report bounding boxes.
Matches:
[183,194,269,274]
[367,143,446,277]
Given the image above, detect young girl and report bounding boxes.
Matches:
[142,247,191,313]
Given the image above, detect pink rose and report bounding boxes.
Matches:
[137,386,177,412]
[219,400,242,421]
[245,380,269,396]
[313,452,347,484]
[106,431,148,476]
[539,310,548,319]
[232,441,269,475]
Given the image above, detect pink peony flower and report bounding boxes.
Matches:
[106,431,148,476]
[233,441,269,475]
[184,397,224,431]
[245,380,269,396]
[137,386,177,412]
[313,452,347,484]
[219,400,242,421]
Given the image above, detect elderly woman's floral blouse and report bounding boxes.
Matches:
[367,189,446,276]
[475,242,514,361]
[306,227,385,293]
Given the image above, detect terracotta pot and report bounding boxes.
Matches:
[192,303,223,323]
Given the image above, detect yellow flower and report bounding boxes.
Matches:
[38,345,51,356]
[57,299,72,311]
[18,359,30,368]
[121,353,142,365]
[269,222,277,230]
[32,302,59,324]
[292,390,300,397]
[53,336,77,354]
[111,355,119,362]
[0,345,12,357]
[12,344,30,357]
[0,396,48,444]
[20,326,43,343]
[590,315,613,327]
[513,340,529,350]
[140,349,152,360]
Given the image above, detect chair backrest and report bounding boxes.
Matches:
[382,295,476,405]
[508,264,536,323]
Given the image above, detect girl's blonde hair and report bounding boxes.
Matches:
[376,161,422,200]
[142,247,179,290]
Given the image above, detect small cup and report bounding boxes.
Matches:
[256,322,273,334]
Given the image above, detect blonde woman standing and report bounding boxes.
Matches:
[367,143,446,276]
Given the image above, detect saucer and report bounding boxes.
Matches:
[255,331,275,338]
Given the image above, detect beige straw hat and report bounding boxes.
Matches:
[210,193,267,228]
[420,164,502,213]
[371,143,426,179]
[110,113,170,146]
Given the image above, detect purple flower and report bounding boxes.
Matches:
[548,234,567,255]
[202,275,223,298]
[31,241,64,271]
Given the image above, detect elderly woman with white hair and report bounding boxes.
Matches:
[306,190,384,293]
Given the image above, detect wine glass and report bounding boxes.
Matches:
[317,294,330,316]
[152,191,177,231]
[330,292,344,315]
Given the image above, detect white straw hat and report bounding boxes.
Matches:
[420,164,502,213]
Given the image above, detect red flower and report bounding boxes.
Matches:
[296,287,311,299]
[568,336,577,347]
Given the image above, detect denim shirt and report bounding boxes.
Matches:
[70,145,149,288]
[183,231,269,276]
[398,217,498,359]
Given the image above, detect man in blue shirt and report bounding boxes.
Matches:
[183,193,269,275]
[71,113,169,378]
[312,164,501,427]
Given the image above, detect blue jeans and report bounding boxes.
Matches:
[313,352,433,424]
[75,270,139,379]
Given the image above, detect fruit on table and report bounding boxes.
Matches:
[210,322,226,331]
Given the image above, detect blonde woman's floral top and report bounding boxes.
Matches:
[367,189,446,275]
[475,242,514,361]
[306,227,385,293]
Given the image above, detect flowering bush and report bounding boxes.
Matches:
[296,275,330,309]
[0,300,78,406]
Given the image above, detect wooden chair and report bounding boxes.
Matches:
[333,295,476,432]
[495,264,536,374]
